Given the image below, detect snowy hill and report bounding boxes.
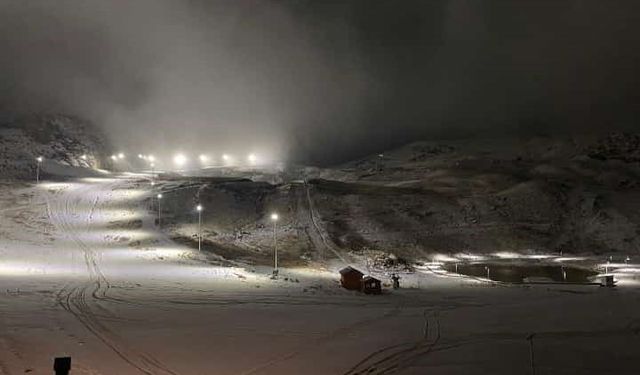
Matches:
[162,134,640,265]
[315,135,640,256]
[0,114,108,179]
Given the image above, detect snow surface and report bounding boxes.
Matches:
[1,174,639,374]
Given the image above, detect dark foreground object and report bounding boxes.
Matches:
[362,275,382,294]
[340,266,364,290]
[54,357,71,375]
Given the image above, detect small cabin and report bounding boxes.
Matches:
[601,275,616,287]
[362,276,382,294]
[339,266,364,290]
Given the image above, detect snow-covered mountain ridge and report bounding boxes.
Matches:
[0,114,108,179]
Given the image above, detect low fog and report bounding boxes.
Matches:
[1,0,640,165]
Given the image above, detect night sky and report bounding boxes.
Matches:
[1,1,639,164]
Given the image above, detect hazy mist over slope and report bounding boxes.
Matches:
[1,1,640,165]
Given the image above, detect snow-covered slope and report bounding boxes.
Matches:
[0,114,108,179]
[163,134,640,263]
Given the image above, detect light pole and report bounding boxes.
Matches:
[526,334,536,375]
[36,156,43,183]
[271,212,279,276]
[157,194,162,226]
[196,204,203,251]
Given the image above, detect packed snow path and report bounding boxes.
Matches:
[44,177,179,374]
[0,175,639,374]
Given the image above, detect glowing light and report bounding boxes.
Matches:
[527,254,554,260]
[39,182,73,190]
[148,155,155,162]
[614,267,640,274]
[553,257,586,262]
[457,253,486,261]
[173,153,187,167]
[493,251,521,259]
[36,156,43,162]
[111,155,118,161]
[80,154,87,160]
[598,262,631,268]
[433,254,459,262]
[117,153,125,159]
[199,154,209,163]
[138,154,143,159]
[248,153,257,164]
[222,154,230,161]
[270,213,279,221]
[149,248,190,258]
[196,204,203,212]
[157,193,163,199]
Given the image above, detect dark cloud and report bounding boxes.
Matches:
[1,1,639,165]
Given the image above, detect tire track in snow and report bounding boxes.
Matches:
[46,178,180,375]
[343,312,441,375]
[241,303,404,375]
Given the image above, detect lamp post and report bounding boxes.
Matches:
[526,333,536,375]
[156,194,162,226]
[196,204,203,251]
[271,212,279,277]
[36,156,43,183]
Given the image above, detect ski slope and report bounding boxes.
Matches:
[0,174,638,374]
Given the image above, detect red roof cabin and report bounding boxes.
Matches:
[362,276,382,294]
[339,266,364,290]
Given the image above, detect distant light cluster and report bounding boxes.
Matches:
[108,149,270,173]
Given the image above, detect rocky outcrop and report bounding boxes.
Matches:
[0,114,109,179]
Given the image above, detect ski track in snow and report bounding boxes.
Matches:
[44,178,180,375]
[297,181,348,264]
